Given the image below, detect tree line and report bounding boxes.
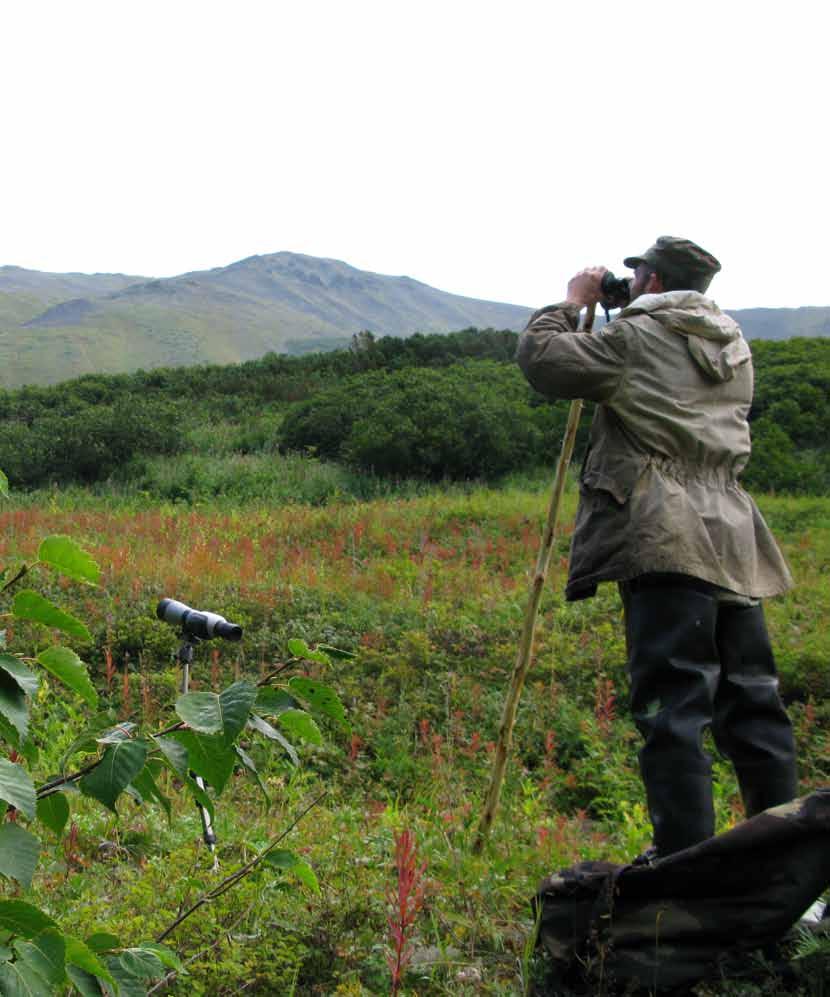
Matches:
[0,330,828,493]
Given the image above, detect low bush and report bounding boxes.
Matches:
[279,361,581,480]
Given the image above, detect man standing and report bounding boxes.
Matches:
[517,237,798,859]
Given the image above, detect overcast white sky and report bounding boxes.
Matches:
[3,1,827,310]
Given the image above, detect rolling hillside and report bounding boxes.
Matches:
[0,254,532,387]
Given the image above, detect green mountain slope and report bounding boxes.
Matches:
[0,253,532,386]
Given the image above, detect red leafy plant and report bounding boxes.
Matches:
[387,828,426,996]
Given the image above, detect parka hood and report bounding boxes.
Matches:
[621,290,750,382]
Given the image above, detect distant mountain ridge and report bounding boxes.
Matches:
[0,253,532,387]
[0,253,827,387]
[725,305,830,340]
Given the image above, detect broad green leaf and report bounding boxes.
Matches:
[173,692,221,734]
[0,901,56,938]
[264,849,320,894]
[0,670,29,742]
[153,735,188,777]
[235,746,270,806]
[65,936,114,984]
[278,709,323,746]
[36,647,97,707]
[0,655,39,697]
[132,942,185,974]
[79,740,148,813]
[247,713,299,766]
[175,681,256,744]
[286,638,311,658]
[37,536,100,586]
[264,848,299,869]
[84,933,120,954]
[96,722,137,744]
[289,860,320,893]
[286,638,330,664]
[170,730,236,795]
[117,948,165,979]
[316,643,356,660]
[13,928,66,986]
[12,591,91,642]
[0,469,8,498]
[130,766,171,821]
[288,677,347,726]
[0,824,40,889]
[218,681,258,743]
[104,955,148,996]
[66,965,104,997]
[0,960,53,997]
[255,686,298,715]
[36,793,70,836]
[0,759,36,818]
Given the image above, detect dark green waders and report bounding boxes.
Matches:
[620,575,798,857]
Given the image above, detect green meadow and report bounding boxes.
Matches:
[1,476,829,995]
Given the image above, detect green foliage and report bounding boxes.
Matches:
[0,758,36,817]
[37,536,101,586]
[175,681,257,742]
[743,338,830,493]
[35,793,70,836]
[36,647,98,707]
[2,459,830,992]
[79,739,149,812]
[2,331,829,496]
[0,472,344,994]
[13,591,92,644]
[0,397,184,488]
[0,822,40,888]
[279,360,578,480]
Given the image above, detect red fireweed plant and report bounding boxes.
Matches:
[387,828,426,997]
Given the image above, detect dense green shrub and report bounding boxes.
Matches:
[742,338,830,493]
[742,419,829,494]
[1,331,829,493]
[0,398,184,486]
[279,361,578,479]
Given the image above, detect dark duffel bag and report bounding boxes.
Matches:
[532,790,830,993]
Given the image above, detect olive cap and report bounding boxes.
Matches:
[624,236,721,286]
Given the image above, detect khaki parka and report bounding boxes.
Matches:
[516,290,793,601]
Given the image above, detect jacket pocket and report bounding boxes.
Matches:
[580,454,646,505]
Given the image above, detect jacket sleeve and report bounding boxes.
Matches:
[516,302,630,402]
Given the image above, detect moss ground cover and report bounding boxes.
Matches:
[1,483,829,994]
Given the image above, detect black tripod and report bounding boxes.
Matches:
[177,633,218,859]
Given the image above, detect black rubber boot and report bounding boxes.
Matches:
[712,602,798,817]
[623,579,720,856]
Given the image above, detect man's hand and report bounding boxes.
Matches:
[565,267,607,308]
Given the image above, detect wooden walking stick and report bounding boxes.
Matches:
[472,304,595,854]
